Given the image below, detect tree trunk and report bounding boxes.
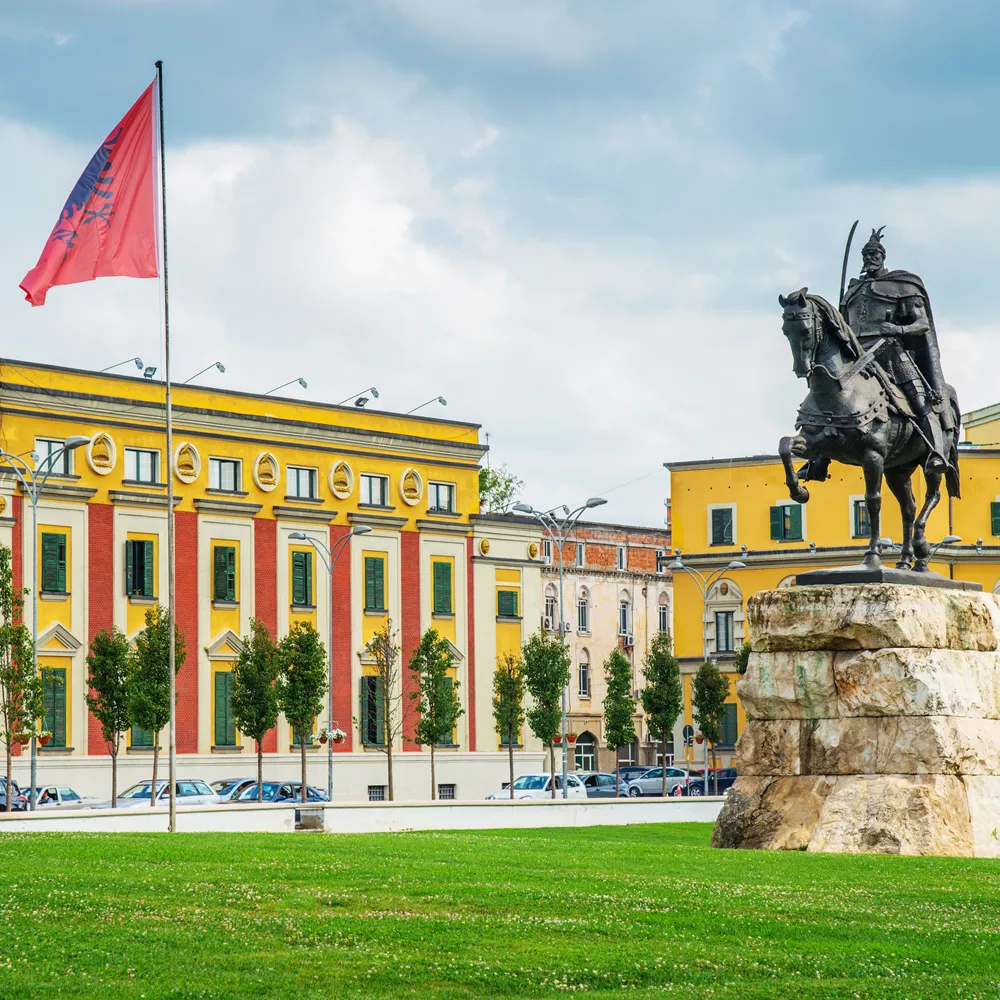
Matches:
[549,743,556,799]
[150,741,159,809]
[712,744,718,795]
[615,759,620,799]
[430,744,436,801]
[300,737,307,804]
[257,740,263,802]
[5,746,11,813]
[111,745,118,808]
[387,742,394,801]
[661,735,667,797]
[508,733,514,800]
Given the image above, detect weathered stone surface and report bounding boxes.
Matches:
[711,775,837,850]
[737,720,803,775]
[748,585,999,652]
[737,650,839,719]
[875,717,1000,775]
[834,647,1000,718]
[738,719,878,775]
[808,775,974,855]
[962,776,1000,858]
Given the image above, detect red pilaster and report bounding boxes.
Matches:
[253,517,278,753]
[401,531,421,749]
[329,524,353,751]
[466,535,476,751]
[87,503,115,755]
[174,510,199,753]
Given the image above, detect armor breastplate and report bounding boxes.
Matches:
[844,279,898,338]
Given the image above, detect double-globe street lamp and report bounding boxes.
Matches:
[288,525,371,801]
[667,553,745,797]
[0,436,91,809]
[512,497,607,798]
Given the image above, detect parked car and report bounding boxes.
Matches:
[210,777,261,803]
[487,773,588,801]
[90,779,220,809]
[0,777,27,811]
[233,781,329,803]
[686,768,739,795]
[625,767,695,797]
[33,786,102,810]
[577,771,629,798]
[615,765,654,784]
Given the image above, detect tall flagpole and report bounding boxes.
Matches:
[155,59,177,833]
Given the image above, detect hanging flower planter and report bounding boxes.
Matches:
[38,732,52,746]
[318,735,328,744]
[331,729,346,744]
[16,733,30,746]
[552,734,563,745]
[566,733,578,744]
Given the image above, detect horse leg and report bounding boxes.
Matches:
[912,469,943,573]
[884,467,917,570]
[861,449,885,569]
[779,434,810,504]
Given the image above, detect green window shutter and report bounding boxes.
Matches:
[374,676,386,745]
[131,725,154,748]
[991,502,1000,537]
[292,551,306,606]
[712,508,733,545]
[214,671,236,746]
[788,504,803,541]
[364,558,376,610]
[721,704,738,747]
[304,552,313,606]
[125,539,134,594]
[360,677,370,743]
[41,533,65,592]
[213,547,229,602]
[498,590,518,617]
[374,557,384,610]
[769,506,782,541]
[42,669,66,748]
[226,547,236,602]
[433,562,451,614]
[143,541,155,597]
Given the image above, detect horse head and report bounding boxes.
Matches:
[779,288,857,379]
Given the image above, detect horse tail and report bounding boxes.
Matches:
[945,386,961,499]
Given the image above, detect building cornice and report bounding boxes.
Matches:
[109,490,181,509]
[414,518,470,536]
[347,511,408,530]
[665,454,781,472]
[193,498,264,518]
[541,565,672,585]
[272,505,338,524]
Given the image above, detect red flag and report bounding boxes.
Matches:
[20,82,158,307]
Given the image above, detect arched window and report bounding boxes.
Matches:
[777,575,797,589]
[657,592,670,633]
[544,584,558,629]
[578,648,591,699]
[577,587,590,633]
[618,590,631,637]
[575,730,597,771]
[705,578,743,656]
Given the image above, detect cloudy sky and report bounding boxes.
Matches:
[3,1,1000,525]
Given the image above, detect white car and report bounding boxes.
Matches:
[90,779,220,809]
[33,785,103,810]
[487,773,588,800]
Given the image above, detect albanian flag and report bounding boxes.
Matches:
[20,82,158,307]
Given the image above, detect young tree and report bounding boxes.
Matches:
[0,544,37,813]
[693,660,731,795]
[276,621,327,805]
[232,618,280,804]
[478,464,524,514]
[85,627,132,806]
[521,630,569,800]
[640,630,683,796]
[493,652,525,800]
[409,628,464,800]
[602,648,637,796]
[128,603,185,807]
[361,620,404,800]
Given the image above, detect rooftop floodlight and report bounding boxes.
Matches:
[265,378,308,395]
[406,395,447,415]
[338,386,379,406]
[977,538,984,554]
[101,357,144,373]
[585,497,607,508]
[740,544,748,559]
[355,397,369,408]
[183,361,226,383]
[808,541,817,555]
[143,366,157,379]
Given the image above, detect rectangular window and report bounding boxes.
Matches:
[616,546,626,570]
[428,482,455,513]
[364,556,386,611]
[40,532,67,593]
[656,549,667,574]
[131,725,154,748]
[853,499,870,539]
[715,611,735,653]
[41,667,66,748]
[544,593,557,626]
[361,676,386,745]
[658,602,669,633]
[437,676,457,746]
[125,539,155,597]
[437,783,456,800]
[992,502,1000,537]
[432,561,452,614]
[368,784,386,801]
[35,438,70,475]
[578,660,591,698]
[720,703,739,747]
[575,542,585,568]
[577,598,589,633]
[214,671,236,747]
[543,539,552,565]
[209,458,240,492]
[360,474,388,506]
[213,545,236,602]
[711,507,734,545]
[291,550,313,606]
[619,602,630,637]
[287,466,317,499]
[770,504,803,542]
[497,589,519,618]
[124,448,158,484]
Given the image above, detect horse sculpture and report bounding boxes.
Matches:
[777,288,961,573]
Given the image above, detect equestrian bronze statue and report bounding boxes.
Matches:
[778,226,961,577]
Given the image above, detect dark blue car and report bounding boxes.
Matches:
[234,781,328,803]
[685,768,738,795]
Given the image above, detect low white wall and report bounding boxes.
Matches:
[0,797,723,834]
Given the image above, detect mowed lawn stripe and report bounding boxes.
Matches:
[0,823,998,998]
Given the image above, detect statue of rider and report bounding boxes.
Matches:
[840,227,949,473]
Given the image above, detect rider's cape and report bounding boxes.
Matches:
[841,269,940,343]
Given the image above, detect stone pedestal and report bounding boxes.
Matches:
[711,584,1000,857]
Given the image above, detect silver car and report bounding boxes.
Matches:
[625,767,694,797]
[210,777,261,803]
[33,786,102,810]
[577,772,630,798]
[91,779,220,809]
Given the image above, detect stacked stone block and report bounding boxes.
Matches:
[711,583,1000,857]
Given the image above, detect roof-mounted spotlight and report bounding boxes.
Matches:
[143,366,157,379]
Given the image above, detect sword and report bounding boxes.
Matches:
[839,219,858,317]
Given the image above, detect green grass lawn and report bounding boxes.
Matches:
[1,823,998,999]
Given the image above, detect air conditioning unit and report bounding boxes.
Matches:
[625,634,635,646]
[543,615,553,630]
[564,621,573,634]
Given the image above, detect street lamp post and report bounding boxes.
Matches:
[289,525,371,801]
[667,554,745,797]
[0,436,91,809]
[513,498,607,798]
